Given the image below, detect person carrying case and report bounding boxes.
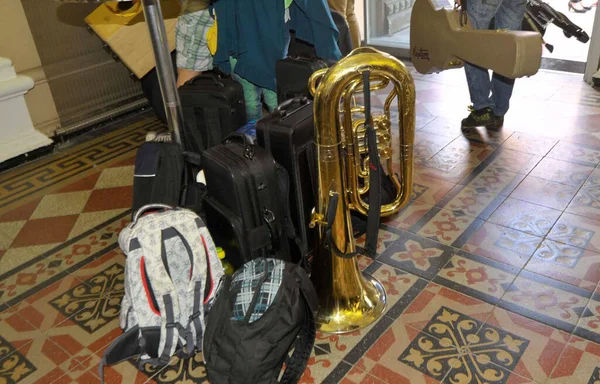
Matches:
[255,97,315,264]
[179,71,247,157]
[201,133,299,269]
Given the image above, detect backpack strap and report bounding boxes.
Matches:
[363,71,382,259]
[279,266,318,384]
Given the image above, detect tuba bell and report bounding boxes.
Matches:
[308,47,416,334]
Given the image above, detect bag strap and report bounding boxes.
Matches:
[279,267,317,384]
[277,166,304,259]
[363,71,382,259]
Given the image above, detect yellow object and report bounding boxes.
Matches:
[308,47,416,334]
[216,247,234,274]
[84,0,181,79]
[207,16,218,55]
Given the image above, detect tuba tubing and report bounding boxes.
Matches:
[309,47,416,334]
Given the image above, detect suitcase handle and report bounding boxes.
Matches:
[275,97,309,117]
[186,73,225,87]
[223,133,255,160]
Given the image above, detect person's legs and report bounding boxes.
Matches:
[328,0,361,49]
[230,57,262,122]
[490,0,526,120]
[461,0,503,128]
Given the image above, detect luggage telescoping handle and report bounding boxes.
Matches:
[275,97,309,117]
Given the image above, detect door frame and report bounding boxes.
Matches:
[584,4,600,83]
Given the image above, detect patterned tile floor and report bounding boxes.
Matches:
[1,65,600,383]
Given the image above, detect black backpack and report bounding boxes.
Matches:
[203,258,318,384]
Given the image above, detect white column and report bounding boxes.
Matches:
[0,57,53,163]
[584,5,600,84]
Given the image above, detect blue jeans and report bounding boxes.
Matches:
[229,57,278,122]
[464,0,527,116]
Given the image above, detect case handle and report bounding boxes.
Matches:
[223,133,255,160]
[132,204,173,225]
[275,97,309,117]
[186,73,225,87]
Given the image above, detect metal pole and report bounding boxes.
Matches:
[140,0,184,145]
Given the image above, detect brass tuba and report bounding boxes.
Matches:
[308,47,416,334]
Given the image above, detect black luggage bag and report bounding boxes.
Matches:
[179,72,247,157]
[275,57,328,105]
[256,97,316,264]
[201,133,297,268]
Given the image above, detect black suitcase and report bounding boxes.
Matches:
[256,98,316,264]
[179,72,247,157]
[275,57,329,104]
[201,133,296,268]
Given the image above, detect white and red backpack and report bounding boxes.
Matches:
[99,204,224,382]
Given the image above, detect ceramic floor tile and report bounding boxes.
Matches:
[434,250,519,305]
[29,191,92,220]
[487,197,562,237]
[94,165,135,189]
[546,141,600,167]
[351,320,448,383]
[439,185,505,220]
[499,271,591,334]
[501,132,557,156]
[525,239,600,292]
[548,335,600,384]
[459,163,526,196]
[509,176,579,211]
[341,365,389,384]
[0,198,41,223]
[68,208,129,240]
[355,228,401,256]
[377,230,455,280]
[82,186,133,213]
[419,117,462,139]
[573,291,600,344]
[528,157,595,187]
[414,207,484,247]
[548,212,600,254]
[411,173,456,206]
[56,173,101,194]
[10,215,79,248]
[475,307,571,383]
[0,243,61,276]
[484,149,542,175]
[413,132,456,165]
[0,220,26,250]
[397,282,495,341]
[460,125,514,148]
[383,201,433,232]
[461,222,542,268]
[566,167,600,221]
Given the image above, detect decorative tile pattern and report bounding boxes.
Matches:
[461,222,543,268]
[383,201,434,232]
[483,307,570,383]
[460,164,525,196]
[499,271,591,333]
[377,230,455,279]
[0,334,37,383]
[525,240,600,291]
[355,228,400,256]
[441,186,505,220]
[547,336,600,383]
[434,251,519,304]
[546,141,600,167]
[50,264,124,333]
[0,117,159,212]
[548,213,600,253]
[501,132,557,156]
[415,208,483,246]
[529,157,595,187]
[488,197,562,237]
[401,307,529,384]
[484,149,542,175]
[510,176,579,211]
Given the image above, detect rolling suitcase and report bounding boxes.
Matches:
[201,133,298,268]
[256,97,316,264]
[179,72,247,157]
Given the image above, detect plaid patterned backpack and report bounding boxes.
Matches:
[99,204,225,382]
[203,257,318,384]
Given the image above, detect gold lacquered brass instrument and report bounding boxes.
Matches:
[308,47,416,334]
